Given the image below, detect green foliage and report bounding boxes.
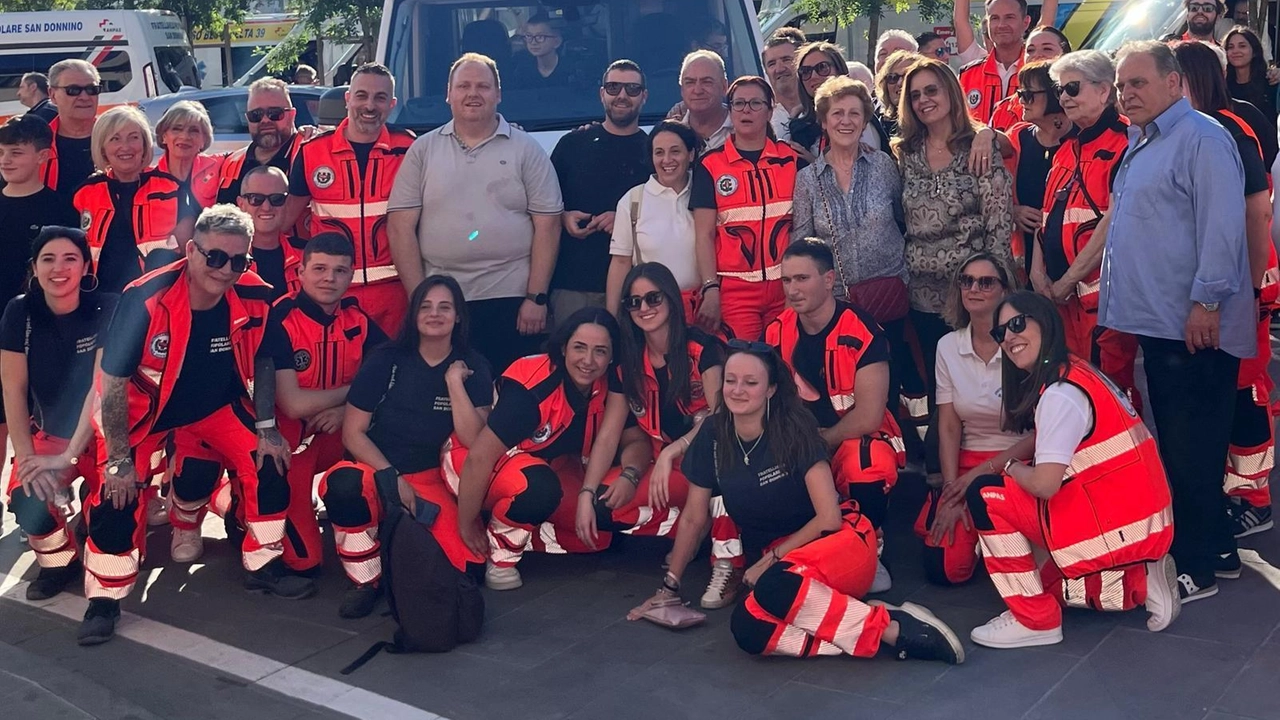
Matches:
[795,0,920,24]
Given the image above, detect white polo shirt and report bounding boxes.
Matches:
[935,325,1029,451]
[610,174,699,291]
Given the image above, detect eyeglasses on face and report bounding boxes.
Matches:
[730,98,769,112]
[602,81,645,97]
[908,84,942,102]
[1053,81,1084,97]
[193,243,253,273]
[1188,2,1218,13]
[240,192,287,207]
[246,106,290,123]
[1015,88,1050,102]
[622,290,665,311]
[727,339,774,354]
[884,72,904,86]
[523,33,557,44]
[959,274,1004,291]
[54,83,102,97]
[798,61,836,81]
[990,313,1029,343]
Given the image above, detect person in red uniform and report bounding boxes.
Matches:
[691,76,799,341]
[237,166,304,301]
[154,101,224,210]
[987,26,1071,132]
[321,275,493,618]
[41,59,101,204]
[956,0,1031,126]
[453,307,622,591]
[629,341,964,665]
[78,205,306,646]
[764,239,904,592]
[216,78,308,206]
[967,291,1180,648]
[285,63,415,334]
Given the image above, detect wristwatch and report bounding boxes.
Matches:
[1197,301,1220,312]
[106,457,134,477]
[525,292,549,306]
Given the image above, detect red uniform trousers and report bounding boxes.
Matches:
[1225,315,1275,508]
[967,474,1149,631]
[730,502,892,658]
[349,282,406,336]
[1059,298,1142,415]
[719,277,784,341]
[6,430,99,570]
[84,405,289,600]
[831,434,901,528]
[913,448,993,586]
[279,431,346,572]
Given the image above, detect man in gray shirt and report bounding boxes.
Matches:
[387,52,563,373]
[1100,40,1252,602]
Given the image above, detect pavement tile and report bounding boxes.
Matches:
[755,682,904,720]
[0,598,70,645]
[0,687,92,719]
[1216,642,1280,719]
[1109,565,1280,649]
[894,645,1079,720]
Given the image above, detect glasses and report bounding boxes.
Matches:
[798,61,836,81]
[931,46,949,59]
[622,290,665,311]
[602,81,645,97]
[730,98,769,112]
[53,83,102,97]
[908,85,942,102]
[990,314,1030,343]
[959,274,1004,291]
[884,73,904,86]
[246,107,290,123]
[523,33,557,44]
[1015,88,1049,102]
[240,192,287,207]
[727,339,774,354]
[1053,81,1084,97]
[193,243,253,273]
[1187,2,1218,12]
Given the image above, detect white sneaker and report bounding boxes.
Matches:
[700,559,742,609]
[870,559,893,593]
[147,493,170,527]
[970,610,1063,649]
[1145,554,1181,632]
[485,562,523,591]
[170,527,204,563]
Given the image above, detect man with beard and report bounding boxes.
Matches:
[953,0,1033,125]
[285,63,414,333]
[762,28,806,142]
[1184,1,1224,43]
[216,78,306,205]
[237,166,303,301]
[546,60,653,325]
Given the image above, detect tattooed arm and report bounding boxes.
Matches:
[253,355,291,474]
[100,372,139,510]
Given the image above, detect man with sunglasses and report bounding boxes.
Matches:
[81,205,307,646]
[547,60,652,328]
[216,78,306,207]
[1183,0,1224,44]
[40,59,100,204]
[237,166,303,301]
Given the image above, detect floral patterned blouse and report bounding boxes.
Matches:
[899,141,1014,314]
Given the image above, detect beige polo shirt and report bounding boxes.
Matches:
[386,114,563,301]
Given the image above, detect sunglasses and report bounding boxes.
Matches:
[1015,88,1049,102]
[1188,3,1218,12]
[884,72,904,85]
[959,274,1004,291]
[990,313,1030,343]
[622,290,665,311]
[908,85,942,102]
[54,83,102,97]
[730,98,769,112]
[193,242,253,273]
[240,192,286,207]
[931,47,949,59]
[1053,81,1083,98]
[602,81,645,97]
[245,106,290,123]
[798,61,836,81]
[727,339,774,354]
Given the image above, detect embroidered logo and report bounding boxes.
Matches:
[966,89,981,109]
[312,166,335,189]
[532,423,553,444]
[716,174,738,196]
[80,210,92,231]
[293,349,312,372]
[149,332,170,359]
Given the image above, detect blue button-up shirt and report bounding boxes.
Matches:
[1099,98,1255,359]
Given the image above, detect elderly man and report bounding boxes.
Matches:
[18,72,57,123]
[217,78,307,205]
[762,27,807,141]
[874,29,918,70]
[679,50,732,151]
[1101,40,1253,604]
[236,166,302,301]
[40,59,100,202]
[387,52,562,373]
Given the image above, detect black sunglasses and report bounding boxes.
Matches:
[622,290,665,311]
[798,61,836,81]
[884,72,904,85]
[54,83,102,97]
[240,192,287,207]
[602,81,645,97]
[1015,88,1049,102]
[193,242,253,273]
[1053,81,1083,98]
[990,314,1030,343]
[727,339,774,354]
[246,106,290,123]
[959,274,1004,291]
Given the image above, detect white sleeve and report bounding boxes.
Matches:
[955,43,988,67]
[1033,383,1092,467]
[609,188,637,257]
[934,334,957,406]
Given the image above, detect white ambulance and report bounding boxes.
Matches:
[0,10,199,119]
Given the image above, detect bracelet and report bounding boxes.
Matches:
[701,283,720,293]
[985,459,996,473]
[680,436,692,451]
[662,573,680,592]
[579,487,597,497]
[1003,458,1018,474]
[621,466,641,487]
[255,418,276,430]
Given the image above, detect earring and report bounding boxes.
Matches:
[766,396,771,423]
[80,274,99,293]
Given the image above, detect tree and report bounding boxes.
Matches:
[796,0,950,65]
[266,0,378,79]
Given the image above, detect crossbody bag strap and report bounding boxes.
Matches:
[629,185,644,266]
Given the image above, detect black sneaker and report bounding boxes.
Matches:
[77,598,120,646]
[882,601,965,664]
[338,582,382,619]
[26,560,81,601]
[1215,550,1242,580]
[245,558,318,600]
[1177,573,1219,604]
[1230,502,1273,539]
[224,513,246,550]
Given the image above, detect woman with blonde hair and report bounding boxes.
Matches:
[874,49,918,139]
[154,100,223,209]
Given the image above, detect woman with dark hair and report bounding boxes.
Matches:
[1177,40,1278,167]
[791,42,853,159]
[628,342,964,664]
[1225,26,1277,129]
[2,226,117,600]
[317,275,493,618]
[988,27,1072,132]
[966,291,1179,649]
[453,306,624,590]
[1007,60,1073,277]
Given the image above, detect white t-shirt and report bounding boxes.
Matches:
[935,326,1029,451]
[610,175,700,290]
[681,110,733,151]
[1033,381,1092,467]
[771,105,792,143]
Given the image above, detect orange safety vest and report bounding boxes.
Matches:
[699,135,799,282]
[158,153,224,209]
[501,354,607,462]
[765,304,906,464]
[74,168,183,267]
[989,94,1022,133]
[293,120,415,287]
[625,329,721,444]
[1040,357,1173,578]
[217,133,307,201]
[959,52,1022,126]
[104,259,273,445]
[1039,108,1129,311]
[39,116,93,194]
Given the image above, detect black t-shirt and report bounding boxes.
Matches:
[487,369,591,460]
[1226,102,1278,174]
[1214,110,1271,197]
[683,415,828,557]
[651,338,725,441]
[1015,126,1058,276]
[509,53,584,90]
[549,124,652,293]
[150,299,244,432]
[217,140,294,205]
[98,179,142,294]
[0,291,117,437]
[791,304,890,429]
[1229,77,1278,137]
[53,134,94,203]
[0,188,78,303]
[351,140,374,179]
[253,245,288,301]
[346,346,494,473]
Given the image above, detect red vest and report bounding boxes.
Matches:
[699,135,798,281]
[218,133,306,198]
[1041,358,1173,578]
[501,354,607,462]
[74,168,183,266]
[989,95,1022,133]
[293,120,415,287]
[158,153,224,209]
[625,329,720,444]
[39,116,91,193]
[959,52,1022,126]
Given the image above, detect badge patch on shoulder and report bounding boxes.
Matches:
[532,423,553,444]
[967,89,981,109]
[293,349,312,372]
[149,332,170,359]
[312,166,335,189]
[716,174,738,196]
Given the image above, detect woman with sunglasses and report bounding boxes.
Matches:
[915,253,1032,587]
[873,49,919,140]
[1006,60,1072,277]
[2,227,116,601]
[629,342,965,665]
[791,43,892,160]
[1225,26,1278,131]
[154,101,224,210]
[1033,50,1142,418]
[74,106,198,294]
[967,291,1179,648]
[691,77,797,341]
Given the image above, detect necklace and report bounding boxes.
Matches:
[735,432,764,466]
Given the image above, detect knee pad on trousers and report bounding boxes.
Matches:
[88,499,141,554]
[506,464,563,525]
[1232,392,1271,447]
[321,466,374,528]
[965,474,1004,531]
[750,562,804,621]
[10,489,57,536]
[847,481,888,529]
[254,460,291,516]
[172,456,222,502]
[730,598,775,656]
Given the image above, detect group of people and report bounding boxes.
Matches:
[0,0,1273,668]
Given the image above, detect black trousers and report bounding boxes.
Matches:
[468,297,547,375]
[1139,336,1239,582]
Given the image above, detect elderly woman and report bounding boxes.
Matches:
[73,106,196,293]
[1007,60,1073,277]
[154,100,223,210]
[1031,50,1140,413]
